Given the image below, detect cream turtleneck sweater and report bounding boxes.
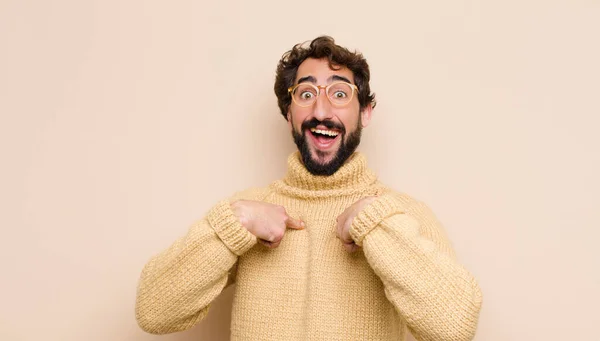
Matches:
[135,152,483,340]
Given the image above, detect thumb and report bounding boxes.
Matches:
[285,215,305,230]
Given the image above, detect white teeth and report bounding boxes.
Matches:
[310,128,339,137]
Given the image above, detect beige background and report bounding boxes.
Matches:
[1,0,599,340]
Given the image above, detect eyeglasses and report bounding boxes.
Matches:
[288,81,358,107]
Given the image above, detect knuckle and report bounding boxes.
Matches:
[266,229,283,243]
[273,229,284,241]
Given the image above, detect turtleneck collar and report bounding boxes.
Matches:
[270,151,380,198]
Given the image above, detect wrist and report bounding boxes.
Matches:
[230,200,249,224]
[207,199,257,255]
[349,193,404,246]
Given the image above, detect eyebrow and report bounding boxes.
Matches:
[330,75,352,84]
[297,76,317,85]
[296,75,353,85]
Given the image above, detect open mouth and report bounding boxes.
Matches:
[307,128,341,150]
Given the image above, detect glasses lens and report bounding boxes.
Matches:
[327,82,353,105]
[292,84,318,106]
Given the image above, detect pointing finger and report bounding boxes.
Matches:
[285,216,305,230]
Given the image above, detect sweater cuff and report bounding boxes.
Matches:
[349,194,404,246]
[207,199,257,256]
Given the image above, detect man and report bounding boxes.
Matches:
[135,36,483,341]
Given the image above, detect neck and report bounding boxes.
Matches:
[270,151,379,198]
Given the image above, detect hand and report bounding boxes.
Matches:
[231,200,304,248]
[336,196,377,253]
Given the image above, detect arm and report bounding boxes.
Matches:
[134,189,265,334]
[349,193,483,341]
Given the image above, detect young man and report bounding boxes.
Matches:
[135,36,483,341]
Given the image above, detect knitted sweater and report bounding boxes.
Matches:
[135,152,483,340]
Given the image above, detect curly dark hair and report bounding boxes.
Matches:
[274,36,376,121]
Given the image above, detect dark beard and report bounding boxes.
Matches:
[292,118,362,176]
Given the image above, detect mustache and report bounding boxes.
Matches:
[301,118,345,134]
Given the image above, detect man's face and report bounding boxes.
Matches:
[287,58,372,176]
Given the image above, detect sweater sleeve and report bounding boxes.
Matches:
[134,188,267,334]
[349,193,483,341]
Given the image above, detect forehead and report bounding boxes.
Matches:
[295,58,355,84]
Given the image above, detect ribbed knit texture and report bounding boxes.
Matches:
[135,151,483,340]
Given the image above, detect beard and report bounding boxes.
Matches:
[292,117,362,176]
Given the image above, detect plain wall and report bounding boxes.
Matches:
[1,0,599,340]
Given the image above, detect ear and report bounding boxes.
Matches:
[360,103,373,128]
[287,111,293,130]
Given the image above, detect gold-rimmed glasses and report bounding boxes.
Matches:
[288,81,358,107]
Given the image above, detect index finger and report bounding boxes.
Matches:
[285,216,305,230]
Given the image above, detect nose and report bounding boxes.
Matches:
[312,90,333,121]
